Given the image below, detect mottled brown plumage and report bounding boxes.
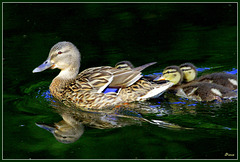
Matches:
[33,42,173,109]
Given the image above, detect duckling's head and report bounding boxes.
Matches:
[179,63,197,82]
[33,41,81,79]
[115,61,135,70]
[154,66,183,85]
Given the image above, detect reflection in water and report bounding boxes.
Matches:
[36,115,84,144]
[36,97,187,144]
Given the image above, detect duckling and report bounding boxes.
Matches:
[154,66,184,91]
[154,65,237,102]
[179,63,237,90]
[115,60,135,70]
[33,42,173,109]
[179,63,198,83]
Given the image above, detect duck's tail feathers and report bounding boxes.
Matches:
[137,82,174,101]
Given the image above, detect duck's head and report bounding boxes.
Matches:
[36,116,84,144]
[33,41,81,79]
[154,66,183,85]
[115,60,135,70]
[179,63,197,82]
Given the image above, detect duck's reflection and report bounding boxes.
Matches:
[36,114,84,144]
[36,99,184,144]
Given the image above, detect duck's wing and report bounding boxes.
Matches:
[132,62,157,71]
[73,66,113,93]
[115,61,157,72]
[109,68,142,88]
[73,66,143,93]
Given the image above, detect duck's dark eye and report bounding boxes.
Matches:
[58,51,62,54]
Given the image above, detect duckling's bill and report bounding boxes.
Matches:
[153,75,166,81]
[32,58,54,73]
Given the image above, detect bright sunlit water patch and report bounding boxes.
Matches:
[225,68,237,75]
[223,127,232,130]
[147,72,162,77]
[196,67,211,72]
[187,104,197,106]
[197,67,237,75]
[37,89,53,101]
[170,101,187,104]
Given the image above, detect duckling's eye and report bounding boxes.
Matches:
[58,51,62,54]
[173,74,177,76]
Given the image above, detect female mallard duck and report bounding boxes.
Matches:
[33,41,173,109]
[154,65,237,102]
[179,63,237,90]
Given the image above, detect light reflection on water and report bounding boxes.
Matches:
[225,68,237,75]
[40,90,52,101]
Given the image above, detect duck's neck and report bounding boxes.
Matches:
[57,67,79,80]
[50,66,79,100]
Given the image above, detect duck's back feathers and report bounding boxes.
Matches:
[70,66,143,92]
[71,66,113,92]
[108,68,142,88]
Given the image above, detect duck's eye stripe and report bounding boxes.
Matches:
[163,71,177,75]
[181,67,192,71]
[116,65,128,69]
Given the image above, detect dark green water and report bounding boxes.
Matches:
[3,3,237,159]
